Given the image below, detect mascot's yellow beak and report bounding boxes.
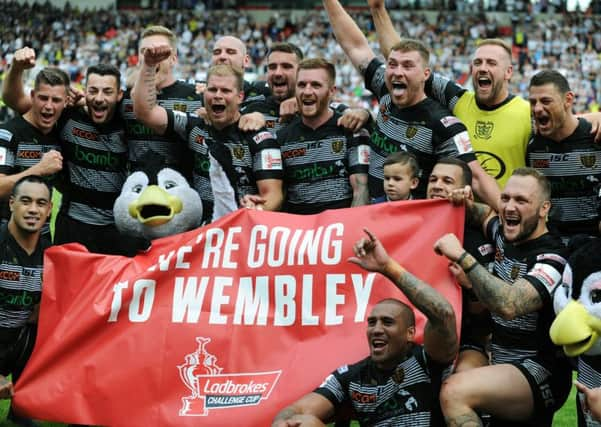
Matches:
[550,300,601,357]
[128,185,183,227]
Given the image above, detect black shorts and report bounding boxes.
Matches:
[0,324,37,383]
[490,357,572,427]
[54,213,149,256]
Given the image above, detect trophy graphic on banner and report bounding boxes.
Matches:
[178,337,222,416]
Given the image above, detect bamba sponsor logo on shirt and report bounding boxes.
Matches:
[74,145,121,168]
[0,290,36,307]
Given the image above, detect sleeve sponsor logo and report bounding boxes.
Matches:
[0,147,7,166]
[441,116,461,128]
[357,145,370,165]
[261,149,283,170]
[529,262,562,289]
[477,243,494,256]
[536,253,567,265]
[453,131,472,154]
[253,131,273,145]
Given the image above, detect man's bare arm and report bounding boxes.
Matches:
[368,0,401,59]
[468,159,501,212]
[132,44,171,135]
[256,178,283,211]
[322,0,376,74]
[272,393,335,426]
[0,150,62,198]
[2,47,36,113]
[350,229,458,364]
[349,173,369,207]
[434,234,543,319]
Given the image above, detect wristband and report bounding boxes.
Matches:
[464,261,479,274]
[456,251,469,266]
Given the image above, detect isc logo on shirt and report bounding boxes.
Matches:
[0,147,7,166]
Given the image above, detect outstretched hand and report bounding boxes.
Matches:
[348,228,391,273]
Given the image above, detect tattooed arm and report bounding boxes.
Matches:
[435,233,543,319]
[350,229,458,364]
[272,393,334,426]
[322,0,376,75]
[131,43,171,135]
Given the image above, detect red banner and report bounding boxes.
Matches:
[14,200,463,426]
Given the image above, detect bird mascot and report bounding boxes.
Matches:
[113,154,203,242]
[550,238,601,426]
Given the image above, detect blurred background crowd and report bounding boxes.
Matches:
[1,0,600,120]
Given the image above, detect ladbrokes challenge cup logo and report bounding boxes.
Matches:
[178,337,281,416]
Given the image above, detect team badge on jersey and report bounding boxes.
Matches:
[405,126,418,139]
[173,103,187,112]
[580,154,597,168]
[331,140,344,154]
[475,121,494,140]
[233,146,245,160]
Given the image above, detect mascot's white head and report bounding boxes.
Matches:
[550,238,601,357]
[114,156,202,240]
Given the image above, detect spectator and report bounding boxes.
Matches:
[372,151,419,202]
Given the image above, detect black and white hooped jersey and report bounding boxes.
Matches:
[277,112,370,214]
[486,217,568,365]
[314,345,448,427]
[0,115,62,225]
[364,58,476,199]
[527,119,601,238]
[58,107,127,226]
[0,225,50,329]
[165,110,283,223]
[122,80,202,174]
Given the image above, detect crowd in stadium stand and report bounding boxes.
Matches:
[0,0,600,120]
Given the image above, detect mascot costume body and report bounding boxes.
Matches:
[551,238,601,426]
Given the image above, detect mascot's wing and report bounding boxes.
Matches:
[551,238,601,356]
